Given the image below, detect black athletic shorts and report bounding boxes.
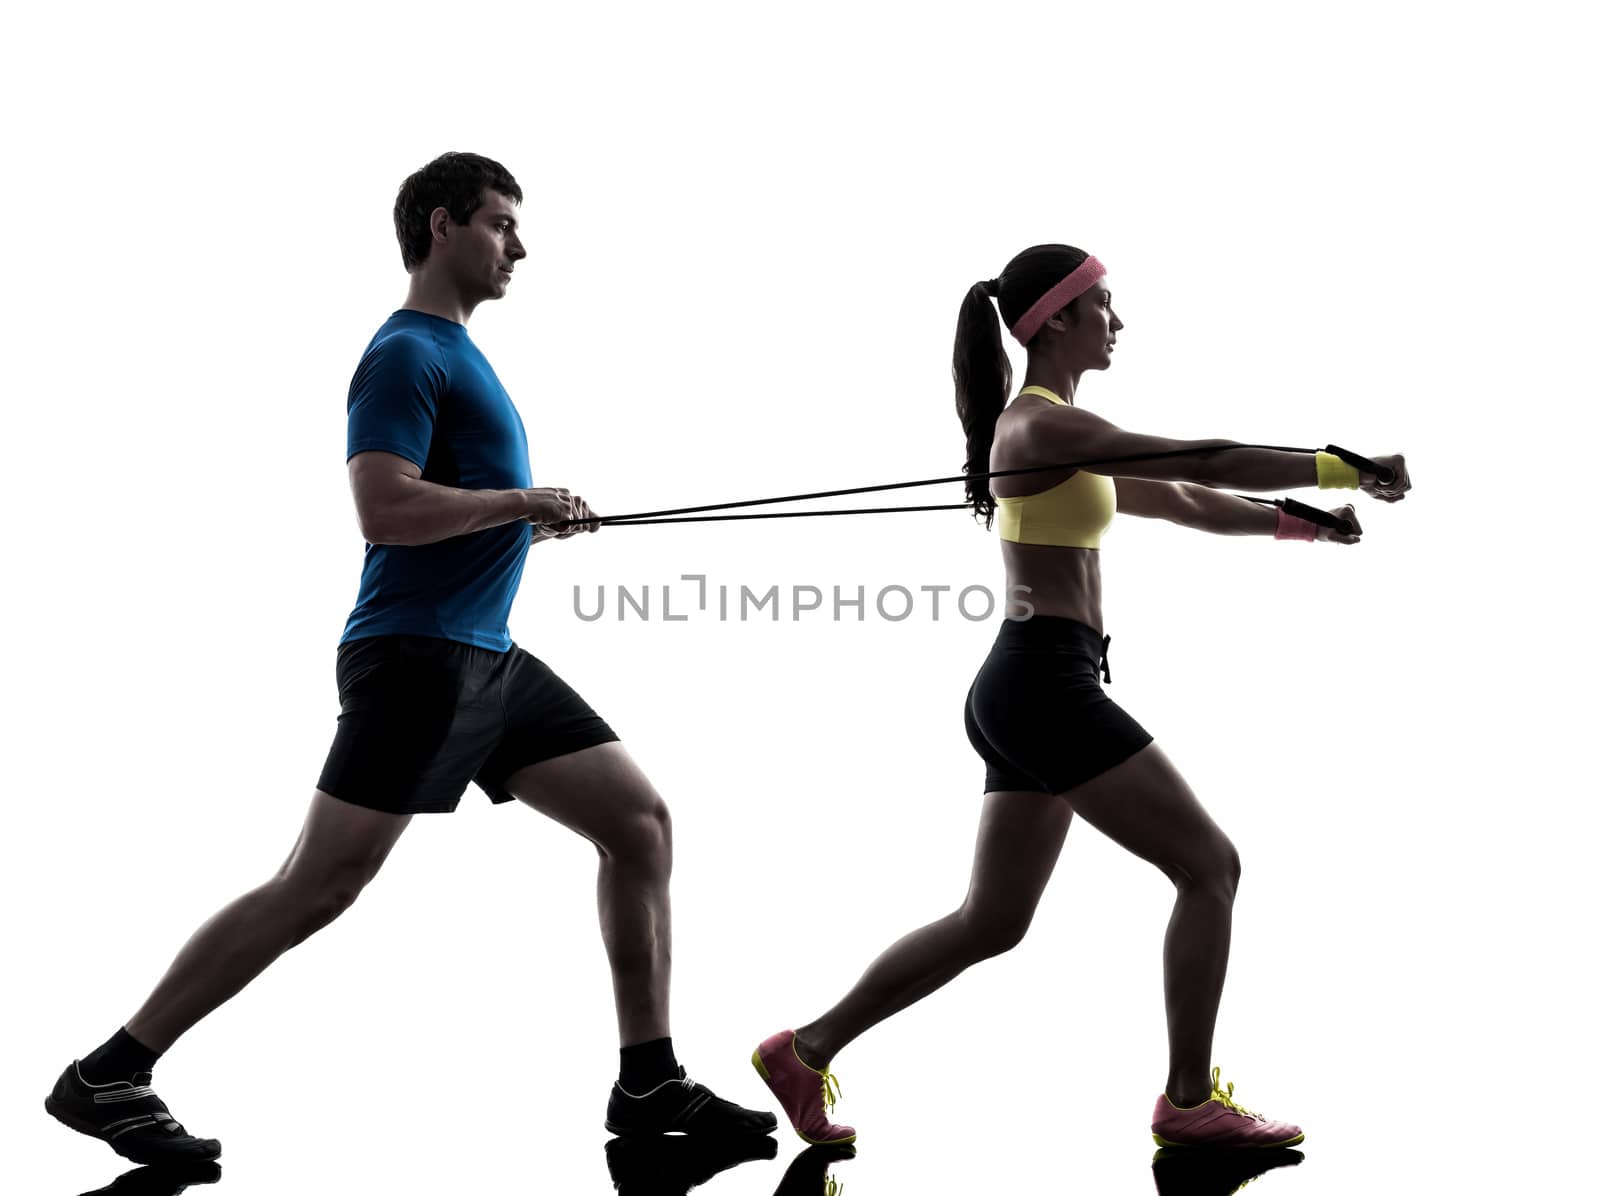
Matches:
[963,615,1154,795]
[316,634,619,814]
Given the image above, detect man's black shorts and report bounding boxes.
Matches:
[316,634,619,814]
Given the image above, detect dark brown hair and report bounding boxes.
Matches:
[953,244,1091,526]
[393,152,523,272]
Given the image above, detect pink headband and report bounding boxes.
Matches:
[1008,255,1107,345]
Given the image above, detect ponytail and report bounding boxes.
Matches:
[952,245,1092,528]
[953,280,1011,528]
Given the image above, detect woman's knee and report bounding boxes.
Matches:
[957,903,1032,959]
[1177,838,1241,900]
[1215,838,1242,897]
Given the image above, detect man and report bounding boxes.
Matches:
[46,151,776,1164]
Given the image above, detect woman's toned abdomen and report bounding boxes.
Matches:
[1000,542,1104,633]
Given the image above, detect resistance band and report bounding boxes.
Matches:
[549,444,1392,537]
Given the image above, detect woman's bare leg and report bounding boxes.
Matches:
[1055,741,1242,1106]
[793,789,1074,1068]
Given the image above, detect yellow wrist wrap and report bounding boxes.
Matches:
[1315,451,1360,489]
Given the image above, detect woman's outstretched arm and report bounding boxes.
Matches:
[1115,478,1362,542]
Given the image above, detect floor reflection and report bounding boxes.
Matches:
[58,1129,1314,1194]
[600,1136,857,1195]
[773,1144,856,1195]
[604,1132,778,1194]
[1150,1146,1304,1195]
[60,1137,1312,1194]
[76,1160,221,1196]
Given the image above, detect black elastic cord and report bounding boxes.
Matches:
[594,503,972,526]
[554,442,1383,535]
[560,442,1323,528]
[617,495,1356,534]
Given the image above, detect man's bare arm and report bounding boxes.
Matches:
[348,450,539,546]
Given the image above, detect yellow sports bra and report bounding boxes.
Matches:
[994,385,1116,549]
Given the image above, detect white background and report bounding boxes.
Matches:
[3,2,1594,1192]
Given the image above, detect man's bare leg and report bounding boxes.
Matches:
[49,791,409,1164]
[502,742,776,1136]
[123,791,410,1052]
[502,745,672,1047]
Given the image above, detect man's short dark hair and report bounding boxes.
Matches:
[393,152,523,272]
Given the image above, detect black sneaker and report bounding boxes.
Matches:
[1151,1146,1304,1196]
[604,1132,777,1193]
[79,1160,223,1196]
[773,1143,856,1196]
[605,1065,778,1136]
[46,1061,221,1166]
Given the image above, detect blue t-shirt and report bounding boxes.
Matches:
[339,310,533,652]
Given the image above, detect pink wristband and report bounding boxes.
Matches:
[1274,508,1318,541]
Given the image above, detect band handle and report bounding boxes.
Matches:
[1323,444,1395,486]
[1280,496,1354,536]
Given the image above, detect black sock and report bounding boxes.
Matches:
[619,1036,679,1092]
[80,1027,164,1084]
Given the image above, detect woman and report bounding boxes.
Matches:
[751,244,1411,1148]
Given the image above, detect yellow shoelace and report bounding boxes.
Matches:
[824,1177,844,1196]
[819,1067,843,1113]
[1209,1067,1264,1121]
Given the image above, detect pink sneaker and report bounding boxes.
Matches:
[1151,1068,1304,1149]
[751,1030,857,1145]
